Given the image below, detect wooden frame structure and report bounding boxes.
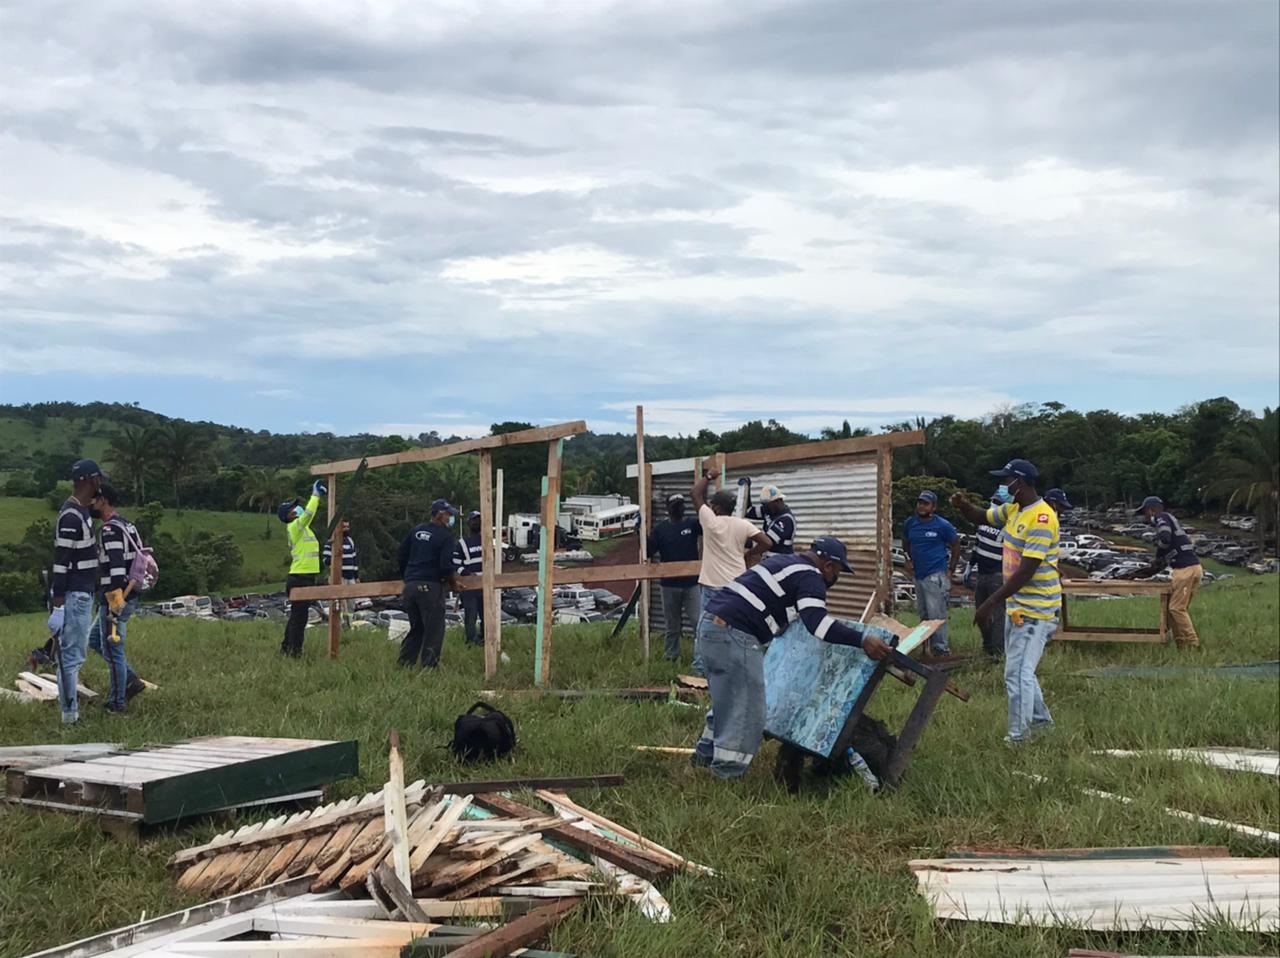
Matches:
[629,429,924,626]
[292,415,923,684]
[1057,579,1174,643]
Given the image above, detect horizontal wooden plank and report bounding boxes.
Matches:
[435,774,624,794]
[1062,580,1172,595]
[720,429,923,469]
[1054,631,1166,644]
[291,560,703,601]
[310,421,587,475]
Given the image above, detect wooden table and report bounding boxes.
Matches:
[1057,579,1174,643]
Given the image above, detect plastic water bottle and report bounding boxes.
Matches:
[846,747,880,791]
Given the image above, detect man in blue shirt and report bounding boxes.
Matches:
[693,538,892,779]
[746,484,796,554]
[647,494,703,661]
[902,491,961,656]
[50,459,106,724]
[397,498,462,669]
[969,488,1010,660]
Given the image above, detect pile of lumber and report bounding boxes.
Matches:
[169,781,706,916]
[12,671,95,702]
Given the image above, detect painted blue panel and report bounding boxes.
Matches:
[763,619,896,758]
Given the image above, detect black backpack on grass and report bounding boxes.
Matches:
[448,702,516,763]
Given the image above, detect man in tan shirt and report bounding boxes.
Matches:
[691,469,772,610]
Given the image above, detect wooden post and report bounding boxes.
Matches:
[635,405,650,661]
[479,451,500,678]
[326,473,340,660]
[714,451,726,490]
[495,468,505,576]
[534,439,563,687]
[876,445,893,616]
[384,730,411,888]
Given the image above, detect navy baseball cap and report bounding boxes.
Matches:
[431,498,458,516]
[990,458,1039,483]
[467,510,481,521]
[811,535,854,573]
[276,498,300,522]
[917,490,938,504]
[70,458,105,481]
[1045,488,1073,509]
[1134,495,1164,514]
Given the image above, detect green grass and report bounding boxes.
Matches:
[0,496,290,588]
[1,578,1277,956]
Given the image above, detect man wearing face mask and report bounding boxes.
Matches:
[397,498,463,669]
[902,491,961,657]
[50,459,107,724]
[746,485,796,555]
[278,479,328,658]
[647,494,703,661]
[692,537,892,778]
[952,459,1061,745]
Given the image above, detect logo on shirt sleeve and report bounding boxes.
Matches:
[1037,513,1050,523]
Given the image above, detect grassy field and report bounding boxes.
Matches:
[0,577,1277,957]
[0,496,290,588]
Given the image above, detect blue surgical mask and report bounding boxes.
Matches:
[447,515,456,528]
[995,485,1012,503]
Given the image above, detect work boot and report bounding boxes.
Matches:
[125,676,146,702]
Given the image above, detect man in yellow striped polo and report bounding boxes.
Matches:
[952,458,1060,745]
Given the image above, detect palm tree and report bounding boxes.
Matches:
[158,421,210,511]
[238,467,293,537]
[1206,407,1279,553]
[105,425,156,502]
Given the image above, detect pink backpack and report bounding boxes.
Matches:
[114,519,159,592]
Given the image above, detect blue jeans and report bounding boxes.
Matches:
[89,597,140,711]
[57,591,94,722]
[660,585,700,660]
[692,613,766,779]
[691,586,723,676]
[1005,615,1056,741]
[915,572,951,654]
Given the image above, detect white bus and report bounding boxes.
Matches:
[574,504,641,540]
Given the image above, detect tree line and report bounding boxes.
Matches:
[0,398,1273,612]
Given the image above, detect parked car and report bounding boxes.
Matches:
[589,589,624,608]
[552,585,596,610]
[554,609,606,625]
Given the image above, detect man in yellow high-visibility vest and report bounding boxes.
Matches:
[278,479,327,657]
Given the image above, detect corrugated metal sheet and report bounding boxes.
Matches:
[910,855,1280,931]
[643,454,883,635]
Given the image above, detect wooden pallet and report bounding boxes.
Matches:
[5,736,357,825]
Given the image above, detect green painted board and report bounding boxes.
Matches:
[140,739,358,824]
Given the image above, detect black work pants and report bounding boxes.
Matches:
[399,581,446,668]
[282,573,315,657]
[974,572,1006,658]
[461,590,484,645]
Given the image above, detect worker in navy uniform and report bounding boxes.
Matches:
[970,487,1011,660]
[322,519,359,628]
[1131,496,1204,647]
[647,494,703,661]
[454,511,485,647]
[692,537,892,779]
[397,498,462,668]
[746,484,796,554]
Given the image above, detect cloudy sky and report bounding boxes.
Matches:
[1,1,1277,438]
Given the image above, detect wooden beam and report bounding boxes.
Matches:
[720,429,924,470]
[291,560,703,602]
[495,469,505,576]
[433,774,624,794]
[433,897,581,958]
[479,451,500,679]
[534,439,564,687]
[327,473,341,660]
[635,406,651,661]
[309,421,587,476]
[385,731,411,888]
[1053,631,1166,644]
[876,445,892,616]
